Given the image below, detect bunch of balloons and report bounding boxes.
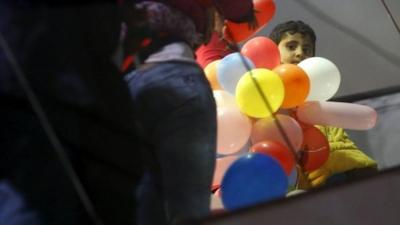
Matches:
[204,0,377,210]
[205,34,378,211]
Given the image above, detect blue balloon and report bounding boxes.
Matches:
[221,153,288,210]
[217,53,255,95]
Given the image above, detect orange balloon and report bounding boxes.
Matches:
[240,37,280,69]
[300,126,330,172]
[204,60,222,90]
[273,64,310,108]
[250,140,295,175]
[224,0,276,43]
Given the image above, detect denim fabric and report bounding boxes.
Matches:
[126,62,217,225]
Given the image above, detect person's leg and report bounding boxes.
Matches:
[135,172,167,225]
[127,62,217,224]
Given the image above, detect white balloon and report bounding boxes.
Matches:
[298,57,341,101]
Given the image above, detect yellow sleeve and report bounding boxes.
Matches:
[316,126,377,175]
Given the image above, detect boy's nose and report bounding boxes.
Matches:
[295,48,305,59]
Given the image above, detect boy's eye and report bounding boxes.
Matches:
[286,44,297,50]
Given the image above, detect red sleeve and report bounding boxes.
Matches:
[195,32,234,68]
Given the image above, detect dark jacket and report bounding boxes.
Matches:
[1,1,143,224]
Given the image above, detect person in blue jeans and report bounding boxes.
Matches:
[124,1,256,224]
[1,0,254,224]
[126,61,217,225]
[125,2,217,224]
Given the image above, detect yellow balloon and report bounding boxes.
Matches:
[235,69,284,118]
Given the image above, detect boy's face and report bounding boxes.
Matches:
[278,32,314,64]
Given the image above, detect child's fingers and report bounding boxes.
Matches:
[310,175,328,187]
[308,169,330,187]
[308,169,326,180]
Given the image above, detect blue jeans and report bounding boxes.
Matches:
[125,62,217,225]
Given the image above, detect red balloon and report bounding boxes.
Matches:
[300,126,330,172]
[241,36,280,69]
[250,140,295,175]
[225,0,276,43]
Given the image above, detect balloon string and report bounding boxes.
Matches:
[0,33,104,225]
[304,146,328,153]
[380,0,400,35]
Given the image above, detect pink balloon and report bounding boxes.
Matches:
[214,188,222,197]
[212,155,239,189]
[251,114,303,152]
[213,90,237,108]
[217,106,252,154]
[296,101,378,130]
[210,191,225,212]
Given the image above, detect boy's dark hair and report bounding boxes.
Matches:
[269,20,316,47]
